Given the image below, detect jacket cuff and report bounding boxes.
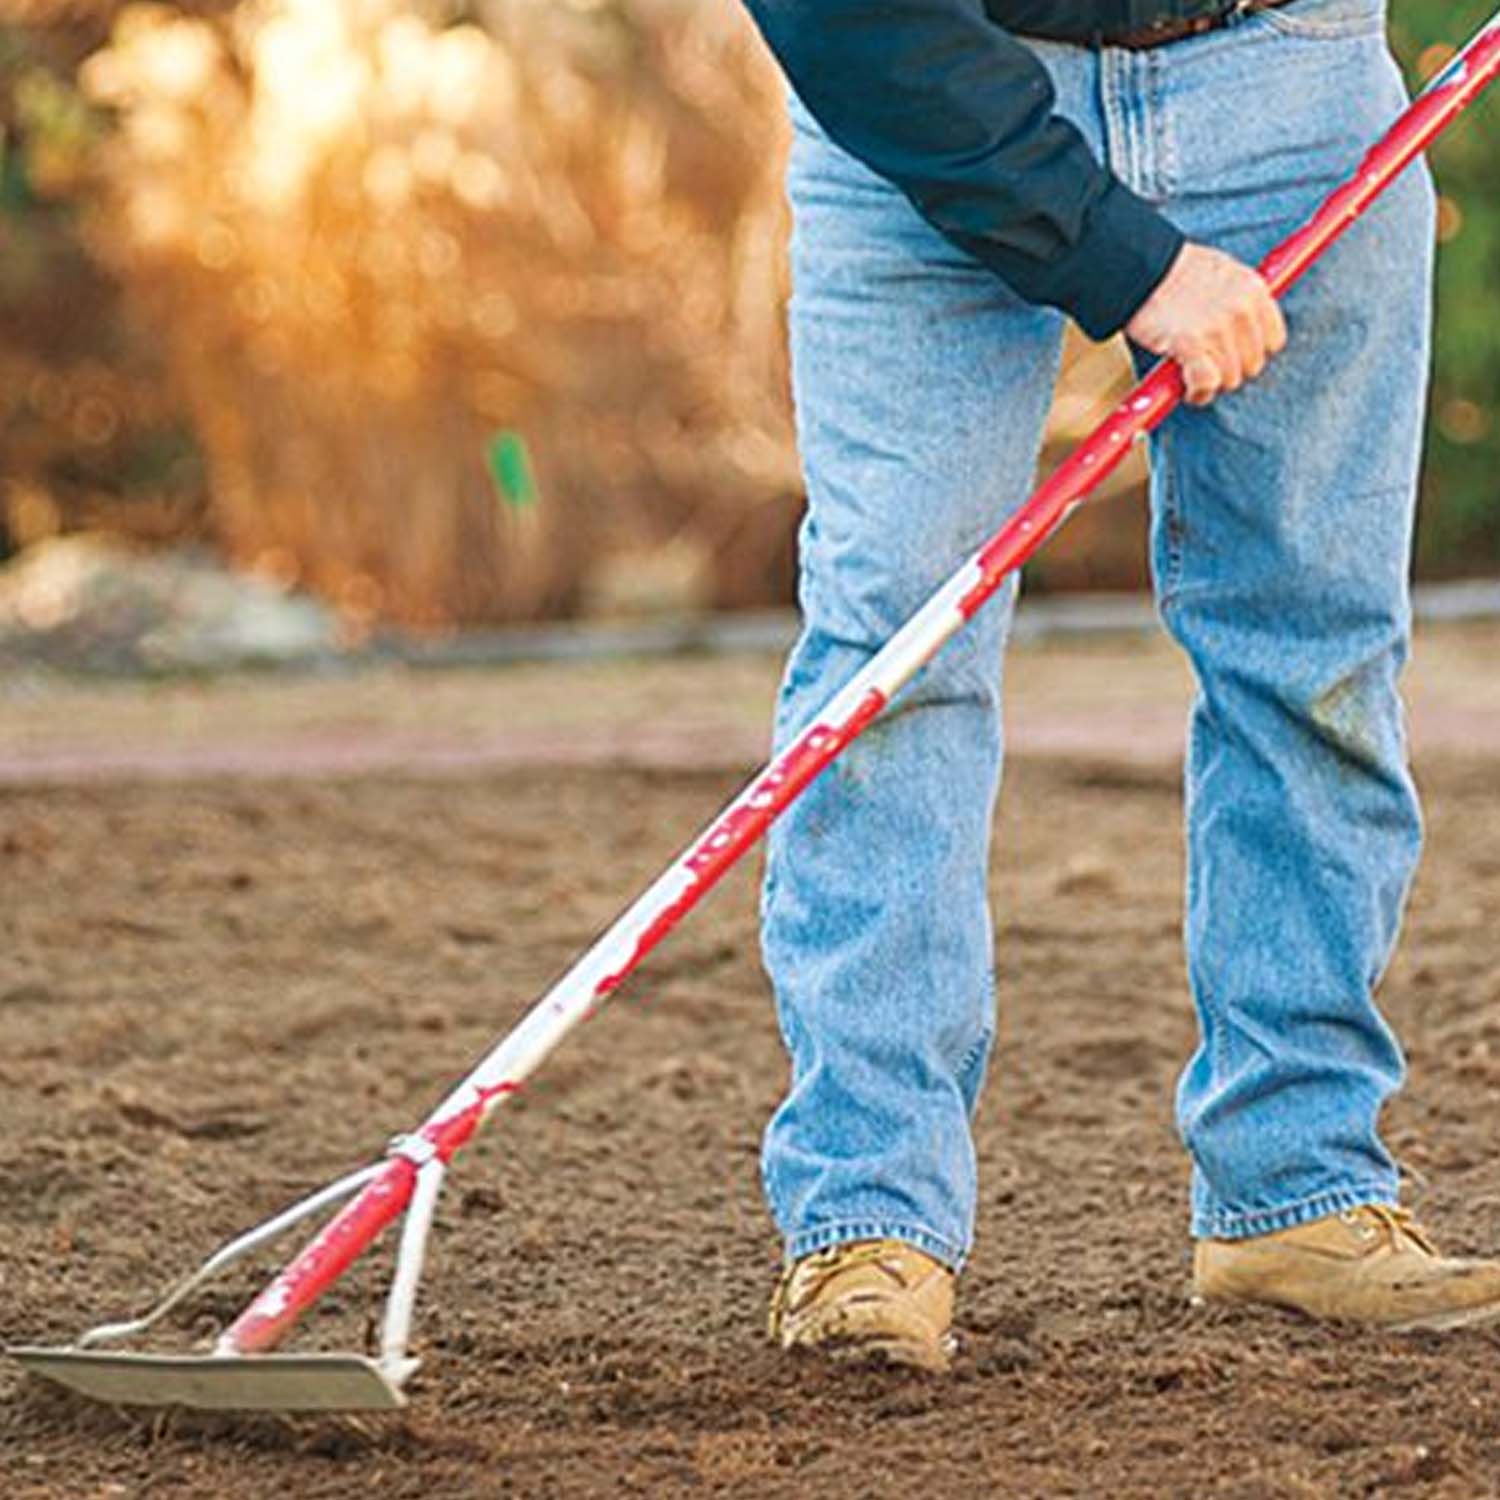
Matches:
[1039,180,1185,341]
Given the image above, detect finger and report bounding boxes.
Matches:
[1130,323,1170,358]
[1179,350,1221,405]
[1214,333,1245,393]
[1261,295,1288,355]
[1244,311,1274,381]
[1232,305,1265,381]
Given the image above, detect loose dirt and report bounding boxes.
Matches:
[3,630,1499,1498]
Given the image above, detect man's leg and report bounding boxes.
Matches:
[760,94,1066,1276]
[1140,10,1432,1236]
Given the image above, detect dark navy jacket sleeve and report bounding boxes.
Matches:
[742,0,1186,339]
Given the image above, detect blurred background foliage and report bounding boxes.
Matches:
[1398,0,1500,571]
[0,0,1496,630]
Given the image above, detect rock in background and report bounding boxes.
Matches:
[0,535,337,672]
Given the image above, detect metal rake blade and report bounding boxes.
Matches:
[8,1347,415,1413]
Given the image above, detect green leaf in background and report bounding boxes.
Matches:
[487,430,540,511]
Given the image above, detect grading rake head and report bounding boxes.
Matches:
[10,1159,431,1413]
[10,15,1500,1414]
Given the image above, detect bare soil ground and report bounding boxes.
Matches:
[3,624,1500,1498]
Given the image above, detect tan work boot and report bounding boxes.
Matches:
[1195,1204,1500,1330]
[768,1239,957,1372]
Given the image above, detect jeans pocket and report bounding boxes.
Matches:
[1256,0,1386,40]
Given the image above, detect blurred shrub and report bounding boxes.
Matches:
[1391,3,1500,571]
[69,0,794,628]
[0,8,213,563]
[2,0,1497,619]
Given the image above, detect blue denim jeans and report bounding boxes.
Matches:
[761,0,1435,1266]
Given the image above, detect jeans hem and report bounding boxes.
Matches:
[784,1220,967,1273]
[1192,1183,1399,1241]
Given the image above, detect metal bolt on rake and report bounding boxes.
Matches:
[11,11,1500,1413]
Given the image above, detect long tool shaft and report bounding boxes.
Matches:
[223,12,1500,1357]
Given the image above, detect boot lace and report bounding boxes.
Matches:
[768,1240,923,1335]
[1350,1204,1439,1256]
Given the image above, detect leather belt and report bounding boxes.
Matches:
[1028,0,1301,51]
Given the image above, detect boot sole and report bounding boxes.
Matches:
[1194,1290,1500,1333]
[1387,1299,1500,1333]
[779,1328,957,1375]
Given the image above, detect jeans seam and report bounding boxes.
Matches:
[954,1018,992,1081]
[784,1218,967,1272]
[1153,425,1186,609]
[1149,48,1176,201]
[1098,47,1128,188]
[1205,978,1231,1083]
[1193,1182,1398,1240]
[953,1018,994,1106]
